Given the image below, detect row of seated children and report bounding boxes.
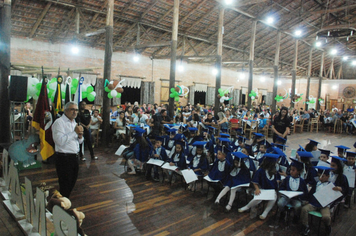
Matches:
[122,127,355,235]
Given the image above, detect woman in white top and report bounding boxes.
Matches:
[114,111,126,142]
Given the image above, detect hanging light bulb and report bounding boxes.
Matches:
[224,0,233,5]
[343,56,349,61]
[315,41,322,47]
[71,46,79,54]
[212,68,218,76]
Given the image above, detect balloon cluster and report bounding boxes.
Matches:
[26,77,41,101]
[304,98,316,104]
[105,79,124,99]
[248,90,257,100]
[274,94,284,102]
[217,87,233,103]
[292,94,303,104]
[169,85,190,102]
[318,98,325,105]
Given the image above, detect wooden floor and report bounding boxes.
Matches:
[2,130,356,236]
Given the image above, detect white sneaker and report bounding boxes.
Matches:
[92,156,98,160]
[238,206,249,213]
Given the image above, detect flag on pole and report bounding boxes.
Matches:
[65,82,71,104]
[73,76,84,105]
[32,77,55,161]
[53,75,63,117]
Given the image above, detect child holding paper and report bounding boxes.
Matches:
[187,143,208,191]
[344,151,356,208]
[238,153,281,220]
[214,152,251,212]
[168,141,187,170]
[298,151,318,186]
[146,137,168,181]
[300,166,334,236]
[277,159,308,221]
[207,150,232,195]
[329,156,349,199]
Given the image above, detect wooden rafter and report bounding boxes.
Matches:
[183,5,218,33]
[113,23,137,48]
[140,0,160,20]
[180,0,208,23]
[50,8,76,42]
[29,2,52,38]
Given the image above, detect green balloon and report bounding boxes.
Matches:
[36,90,40,96]
[116,93,121,98]
[108,93,113,99]
[87,94,95,102]
[35,83,42,90]
[170,88,175,93]
[71,87,77,94]
[105,87,111,92]
[50,78,57,83]
[170,93,175,98]
[82,91,88,99]
[87,86,94,93]
[72,78,78,87]
[174,96,179,102]
[61,91,65,98]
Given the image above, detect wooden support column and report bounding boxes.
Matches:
[329,57,334,80]
[247,21,257,109]
[305,47,313,110]
[272,31,281,114]
[290,39,298,108]
[101,0,114,145]
[0,0,11,143]
[168,0,179,117]
[214,7,224,116]
[317,52,325,111]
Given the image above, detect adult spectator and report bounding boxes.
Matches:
[182,105,191,119]
[271,106,290,143]
[133,107,150,125]
[347,105,354,113]
[301,110,310,124]
[90,109,102,147]
[113,111,126,144]
[52,102,84,198]
[203,113,217,125]
[161,109,173,124]
[217,111,229,133]
[76,101,98,161]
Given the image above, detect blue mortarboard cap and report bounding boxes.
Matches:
[263,153,280,160]
[188,127,198,132]
[253,133,264,138]
[297,151,313,159]
[318,148,332,157]
[346,151,356,158]
[232,152,248,159]
[331,155,347,163]
[134,127,146,136]
[194,135,204,142]
[167,128,177,133]
[315,166,334,175]
[238,136,246,142]
[276,136,287,144]
[291,159,304,171]
[220,133,230,137]
[299,145,306,152]
[335,145,350,151]
[192,141,207,148]
[218,137,231,143]
[175,140,185,147]
[155,136,164,142]
[272,146,286,157]
[259,140,271,149]
[308,139,320,146]
[174,133,185,141]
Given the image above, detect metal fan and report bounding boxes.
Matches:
[343,86,355,98]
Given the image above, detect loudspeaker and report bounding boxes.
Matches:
[9,75,28,101]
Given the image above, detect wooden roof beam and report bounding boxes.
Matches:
[183,5,218,33]
[180,0,208,23]
[29,2,52,38]
[113,23,137,48]
[50,7,76,42]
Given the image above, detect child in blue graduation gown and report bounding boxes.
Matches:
[187,144,209,191]
[298,151,318,186]
[146,136,169,181]
[251,133,265,155]
[214,152,251,212]
[163,128,177,151]
[208,150,232,181]
[272,146,289,177]
[214,137,233,163]
[329,156,349,201]
[241,147,256,174]
[277,159,308,220]
[239,153,281,220]
[231,136,247,152]
[168,141,187,171]
[344,151,356,208]
[300,166,334,236]
[254,142,268,166]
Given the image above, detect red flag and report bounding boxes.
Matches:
[32,77,55,160]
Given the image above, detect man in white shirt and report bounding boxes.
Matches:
[52,102,84,198]
[90,109,102,147]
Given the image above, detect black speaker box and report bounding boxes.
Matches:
[9,75,28,102]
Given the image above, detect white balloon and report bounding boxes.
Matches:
[91,91,96,97]
[280,99,283,102]
[251,96,255,100]
[220,97,225,103]
[111,90,118,97]
[49,82,57,90]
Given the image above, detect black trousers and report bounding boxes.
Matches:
[55,153,79,198]
[79,128,94,158]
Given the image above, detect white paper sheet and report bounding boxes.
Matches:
[161,162,179,171]
[204,175,220,183]
[279,165,287,173]
[316,160,330,168]
[253,189,277,201]
[313,183,343,207]
[311,151,321,163]
[181,169,198,184]
[279,190,304,199]
[115,145,128,156]
[291,149,297,158]
[147,159,165,166]
[231,182,250,190]
[344,167,356,188]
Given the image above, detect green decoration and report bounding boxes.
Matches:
[116,93,121,98]
[82,91,88,99]
[108,93,113,99]
[87,94,95,102]
[87,86,94,93]
[105,87,111,93]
